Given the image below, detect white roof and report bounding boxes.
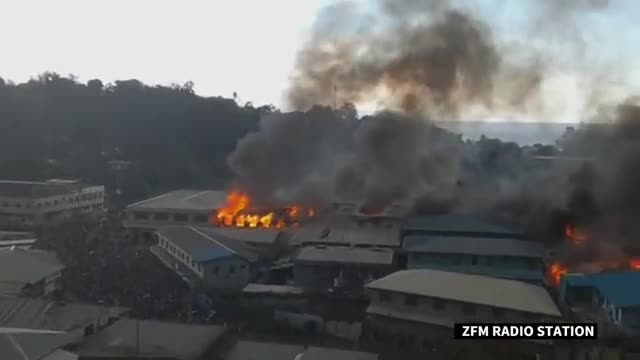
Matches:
[127,190,227,211]
[366,269,561,317]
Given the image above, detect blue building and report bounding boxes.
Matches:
[560,272,640,331]
[401,215,545,284]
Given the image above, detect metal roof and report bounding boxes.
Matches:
[127,189,227,211]
[203,227,282,245]
[563,272,640,308]
[403,235,544,258]
[0,249,64,292]
[75,319,226,359]
[295,246,394,266]
[156,226,259,263]
[0,331,74,360]
[292,226,400,247]
[366,269,561,317]
[0,296,128,331]
[223,341,379,360]
[404,215,523,237]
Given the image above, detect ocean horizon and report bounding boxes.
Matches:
[435,121,584,146]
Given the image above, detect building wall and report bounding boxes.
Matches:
[406,252,544,283]
[202,256,250,293]
[293,263,392,291]
[125,209,211,229]
[0,185,104,226]
[157,234,204,277]
[367,288,558,325]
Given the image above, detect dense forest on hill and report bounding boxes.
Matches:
[0,73,273,202]
[0,73,566,205]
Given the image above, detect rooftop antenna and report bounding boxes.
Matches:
[334,85,338,110]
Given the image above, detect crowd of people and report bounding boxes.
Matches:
[40,208,191,320]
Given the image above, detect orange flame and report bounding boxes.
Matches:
[630,258,640,270]
[216,191,315,229]
[565,224,588,245]
[307,208,315,217]
[550,263,569,287]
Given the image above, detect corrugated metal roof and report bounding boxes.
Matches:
[366,269,561,316]
[404,215,523,237]
[563,272,640,308]
[0,249,64,290]
[0,296,128,331]
[223,341,379,360]
[0,330,74,360]
[75,319,226,359]
[127,189,227,211]
[403,235,544,258]
[295,246,394,265]
[292,226,400,247]
[202,227,281,245]
[156,226,258,263]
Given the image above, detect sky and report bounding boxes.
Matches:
[0,0,638,115]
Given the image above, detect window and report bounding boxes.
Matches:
[174,213,188,222]
[462,303,476,315]
[191,259,196,267]
[471,256,479,265]
[153,213,169,221]
[404,295,418,306]
[379,291,391,302]
[159,239,164,246]
[433,299,446,310]
[229,265,236,274]
[240,264,247,269]
[213,266,219,275]
[492,308,505,318]
[135,212,149,220]
[15,202,22,208]
[194,214,208,223]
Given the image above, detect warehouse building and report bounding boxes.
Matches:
[124,189,227,243]
[399,215,545,283]
[0,248,65,297]
[293,245,394,293]
[363,269,561,357]
[222,340,379,360]
[560,272,640,333]
[151,226,261,293]
[0,179,104,230]
[0,327,76,360]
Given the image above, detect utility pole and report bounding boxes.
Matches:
[334,85,338,110]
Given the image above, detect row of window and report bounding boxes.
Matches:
[0,193,103,209]
[410,253,541,269]
[159,238,204,273]
[378,291,507,317]
[134,211,208,223]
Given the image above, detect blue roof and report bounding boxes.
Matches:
[563,272,640,308]
[156,226,258,263]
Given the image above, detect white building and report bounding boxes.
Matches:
[124,190,227,243]
[0,179,104,229]
[363,269,562,358]
[151,226,260,294]
[0,248,65,297]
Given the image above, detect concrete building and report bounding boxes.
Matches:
[151,226,260,293]
[0,248,65,297]
[0,296,128,341]
[402,234,545,284]
[399,215,545,283]
[0,231,38,250]
[0,180,104,230]
[293,245,395,293]
[363,269,561,357]
[124,189,227,243]
[74,319,227,360]
[560,272,640,333]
